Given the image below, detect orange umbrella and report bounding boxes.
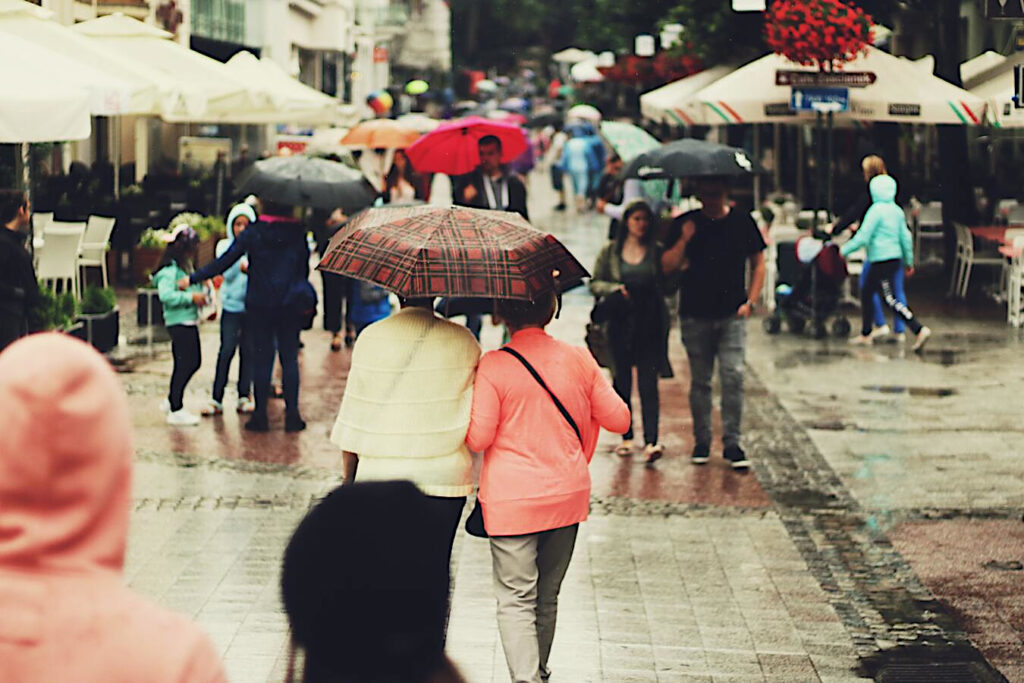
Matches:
[340,119,421,149]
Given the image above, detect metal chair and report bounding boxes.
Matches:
[78,215,116,288]
[38,223,85,299]
[949,222,1004,298]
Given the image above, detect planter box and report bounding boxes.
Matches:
[133,245,164,285]
[77,308,120,353]
[136,289,164,327]
[66,321,87,343]
[196,236,217,268]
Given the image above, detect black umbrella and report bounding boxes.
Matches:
[235,156,378,212]
[526,110,562,128]
[622,138,764,180]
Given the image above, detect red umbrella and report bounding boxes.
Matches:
[405,116,529,175]
[317,206,588,300]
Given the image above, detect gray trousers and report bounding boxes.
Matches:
[490,524,579,683]
[680,316,746,449]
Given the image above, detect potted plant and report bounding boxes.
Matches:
[133,227,168,285]
[77,285,119,353]
[29,285,83,338]
[166,211,226,266]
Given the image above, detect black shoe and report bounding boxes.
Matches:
[554,203,566,212]
[244,414,269,432]
[691,443,710,465]
[285,413,307,432]
[724,445,750,471]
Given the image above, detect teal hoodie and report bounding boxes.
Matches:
[153,261,202,327]
[840,174,914,269]
[218,203,257,314]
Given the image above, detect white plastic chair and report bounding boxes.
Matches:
[31,211,52,268]
[78,215,116,288]
[38,223,85,299]
[914,201,944,265]
[949,222,1004,298]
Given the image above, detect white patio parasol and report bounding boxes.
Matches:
[639,65,735,126]
[0,39,90,142]
[965,50,1024,128]
[553,47,597,64]
[570,60,605,83]
[692,45,986,126]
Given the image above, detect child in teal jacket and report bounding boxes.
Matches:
[153,226,208,425]
[840,174,931,352]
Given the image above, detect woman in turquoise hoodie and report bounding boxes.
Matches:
[153,226,208,425]
[840,174,932,352]
[202,203,257,416]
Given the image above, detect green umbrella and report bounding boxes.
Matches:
[599,121,660,162]
[405,79,429,95]
[557,84,575,97]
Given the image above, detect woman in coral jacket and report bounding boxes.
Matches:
[466,293,630,683]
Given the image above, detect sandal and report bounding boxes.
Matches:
[614,440,635,457]
[644,443,664,464]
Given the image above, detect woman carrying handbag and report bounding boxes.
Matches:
[466,293,630,683]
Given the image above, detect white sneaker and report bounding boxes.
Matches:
[869,324,891,341]
[166,409,200,426]
[236,396,255,414]
[200,400,223,417]
[912,327,932,353]
[895,332,907,344]
[159,398,171,413]
[848,335,872,346]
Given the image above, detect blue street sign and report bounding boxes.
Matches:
[790,87,850,113]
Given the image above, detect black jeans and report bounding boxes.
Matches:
[321,272,352,334]
[167,324,201,412]
[860,259,922,336]
[426,495,466,641]
[211,311,252,403]
[249,307,301,416]
[0,312,27,353]
[610,327,660,445]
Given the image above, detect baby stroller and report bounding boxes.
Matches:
[764,236,852,338]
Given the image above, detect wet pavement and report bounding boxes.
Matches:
[115,174,1022,682]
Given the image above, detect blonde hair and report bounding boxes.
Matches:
[862,155,887,183]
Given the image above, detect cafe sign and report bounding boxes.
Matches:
[776,70,876,88]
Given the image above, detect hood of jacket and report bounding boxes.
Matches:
[225,203,257,249]
[869,174,898,204]
[0,334,133,574]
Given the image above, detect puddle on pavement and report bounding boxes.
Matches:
[774,348,854,369]
[982,559,1023,571]
[862,385,957,398]
[918,348,963,366]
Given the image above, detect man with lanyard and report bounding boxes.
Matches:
[661,176,766,471]
[451,135,530,338]
[455,135,529,221]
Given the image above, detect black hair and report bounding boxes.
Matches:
[0,189,26,225]
[496,292,557,330]
[158,231,198,272]
[478,135,502,150]
[615,200,657,251]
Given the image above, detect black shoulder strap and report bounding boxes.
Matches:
[500,347,583,447]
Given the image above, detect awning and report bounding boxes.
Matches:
[0,38,90,142]
[692,46,986,126]
[965,51,1024,128]
[639,66,735,126]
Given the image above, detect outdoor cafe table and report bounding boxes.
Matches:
[969,226,1024,258]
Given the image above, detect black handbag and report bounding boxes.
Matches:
[465,347,584,538]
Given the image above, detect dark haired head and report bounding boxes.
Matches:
[478,135,502,151]
[0,189,27,226]
[616,200,656,249]
[282,481,451,683]
[496,292,557,331]
[159,225,199,271]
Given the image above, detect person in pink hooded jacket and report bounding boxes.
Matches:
[0,333,227,683]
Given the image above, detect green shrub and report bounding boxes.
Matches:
[28,285,79,331]
[80,285,117,315]
[167,212,226,241]
[138,228,170,249]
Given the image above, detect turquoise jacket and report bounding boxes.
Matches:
[840,174,914,269]
[153,261,202,327]
[219,203,256,314]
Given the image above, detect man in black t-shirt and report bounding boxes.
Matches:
[661,177,766,470]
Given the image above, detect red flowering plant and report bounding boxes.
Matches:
[764,0,873,71]
[599,52,702,88]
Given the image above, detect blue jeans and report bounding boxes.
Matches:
[860,261,906,333]
[680,316,746,449]
[249,307,300,416]
[212,310,252,403]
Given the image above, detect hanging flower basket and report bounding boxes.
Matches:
[764,0,874,71]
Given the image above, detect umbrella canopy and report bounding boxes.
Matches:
[566,104,602,122]
[622,138,762,180]
[405,79,430,95]
[570,61,604,83]
[318,206,589,301]
[235,156,378,212]
[499,97,530,112]
[396,113,442,133]
[486,110,527,126]
[405,116,529,175]
[341,119,421,149]
[526,109,562,128]
[961,51,1006,84]
[476,79,498,93]
[639,65,735,127]
[216,51,339,124]
[965,51,1024,127]
[0,39,90,142]
[553,47,597,64]
[599,121,660,162]
[693,46,986,125]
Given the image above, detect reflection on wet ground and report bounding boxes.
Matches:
[862,385,958,397]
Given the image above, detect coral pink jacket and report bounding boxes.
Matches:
[0,334,226,683]
[466,328,630,536]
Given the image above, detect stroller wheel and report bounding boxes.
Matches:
[788,317,806,334]
[764,316,782,334]
[831,317,852,337]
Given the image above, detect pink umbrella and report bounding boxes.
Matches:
[405,116,529,175]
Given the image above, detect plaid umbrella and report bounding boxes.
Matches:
[317,206,588,300]
[405,116,529,175]
[600,121,660,162]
